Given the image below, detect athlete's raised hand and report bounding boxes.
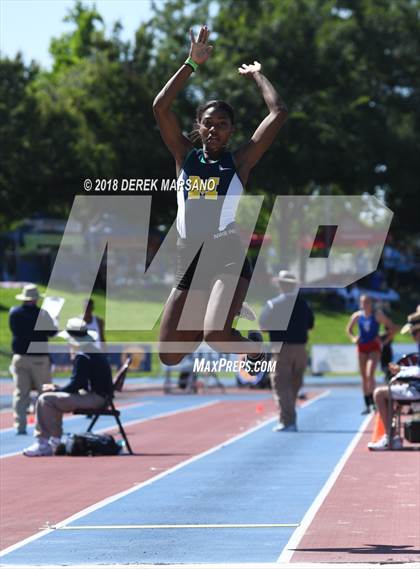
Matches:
[189,25,213,64]
[238,61,262,77]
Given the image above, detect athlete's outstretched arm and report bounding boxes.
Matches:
[346,311,360,343]
[153,25,213,171]
[234,62,288,183]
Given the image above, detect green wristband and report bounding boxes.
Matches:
[184,57,198,72]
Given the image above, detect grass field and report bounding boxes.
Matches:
[0,285,409,376]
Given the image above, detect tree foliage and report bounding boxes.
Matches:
[1,0,419,236]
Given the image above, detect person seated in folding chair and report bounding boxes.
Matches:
[368,310,420,451]
[23,317,113,457]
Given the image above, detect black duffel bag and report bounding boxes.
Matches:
[61,432,122,456]
[404,420,420,443]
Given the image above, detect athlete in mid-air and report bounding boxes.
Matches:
[153,24,288,370]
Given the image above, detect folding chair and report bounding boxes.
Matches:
[73,356,134,454]
[388,352,420,449]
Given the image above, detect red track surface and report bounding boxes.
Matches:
[1,399,276,550]
[0,388,268,429]
[291,418,420,564]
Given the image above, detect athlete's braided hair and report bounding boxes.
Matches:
[190,100,235,143]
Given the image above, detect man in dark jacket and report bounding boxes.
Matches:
[260,271,314,432]
[23,317,113,457]
[9,284,57,434]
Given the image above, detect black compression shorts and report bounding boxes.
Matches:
[174,230,252,291]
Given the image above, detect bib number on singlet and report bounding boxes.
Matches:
[187,176,220,200]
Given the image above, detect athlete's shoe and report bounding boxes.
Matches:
[367,434,403,451]
[23,438,53,457]
[245,330,266,376]
[236,302,257,321]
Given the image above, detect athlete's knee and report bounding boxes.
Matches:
[159,352,185,366]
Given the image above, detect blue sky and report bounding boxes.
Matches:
[0,0,154,68]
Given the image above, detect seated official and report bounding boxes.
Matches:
[367,363,420,451]
[23,317,113,457]
[368,311,420,451]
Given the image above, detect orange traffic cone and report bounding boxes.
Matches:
[371,412,385,442]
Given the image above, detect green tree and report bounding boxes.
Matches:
[147,0,420,236]
[0,55,41,228]
[2,0,419,240]
[1,2,163,225]
[49,1,108,72]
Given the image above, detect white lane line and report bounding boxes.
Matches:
[277,412,373,563]
[45,523,299,530]
[0,391,329,558]
[0,400,218,460]
[299,390,330,409]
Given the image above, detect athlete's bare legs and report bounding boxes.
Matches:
[203,275,262,356]
[158,288,207,365]
[159,276,262,364]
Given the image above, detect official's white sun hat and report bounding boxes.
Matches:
[15,284,43,301]
[58,317,98,347]
[276,270,299,284]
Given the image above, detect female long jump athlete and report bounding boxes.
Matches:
[153,25,288,369]
[346,294,397,414]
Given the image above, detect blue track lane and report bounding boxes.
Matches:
[1,387,367,565]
